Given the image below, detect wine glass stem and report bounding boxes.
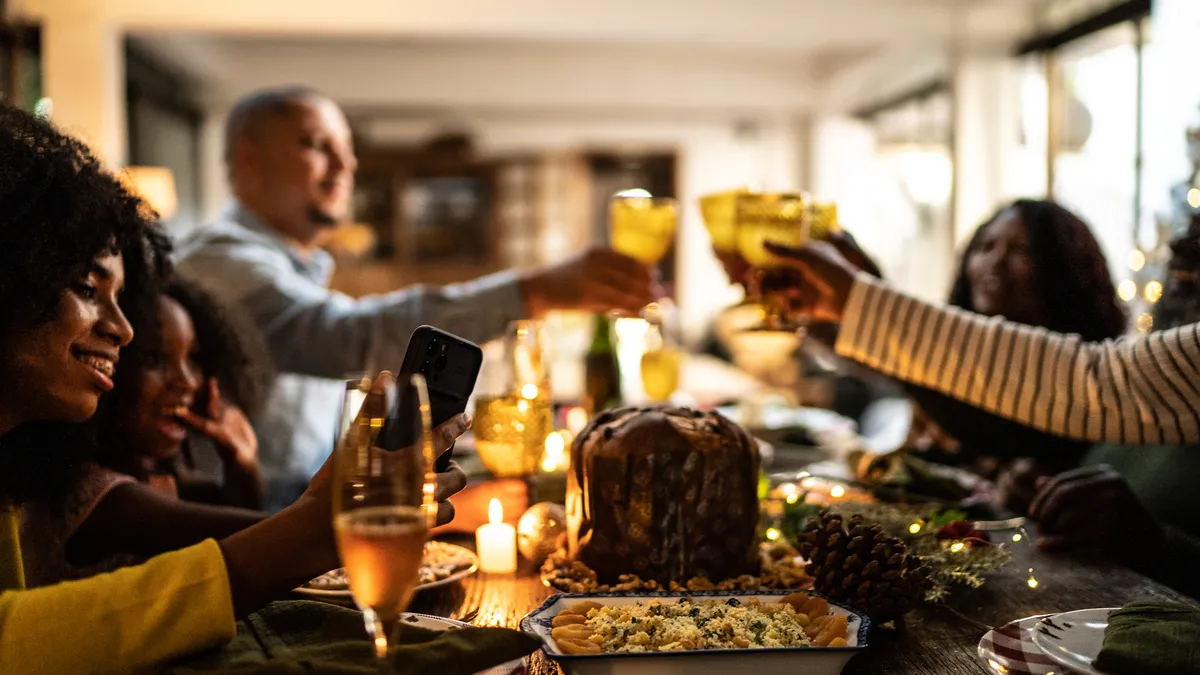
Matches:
[364,609,391,673]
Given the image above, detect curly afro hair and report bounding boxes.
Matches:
[947,199,1127,341]
[0,104,172,502]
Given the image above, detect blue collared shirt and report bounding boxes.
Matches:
[175,201,525,507]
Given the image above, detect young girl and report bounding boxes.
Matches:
[101,278,272,509]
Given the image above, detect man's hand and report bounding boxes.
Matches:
[763,241,862,324]
[1029,465,1166,569]
[519,246,657,317]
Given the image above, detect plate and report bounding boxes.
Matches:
[977,614,1081,675]
[295,541,479,600]
[1031,609,1117,675]
[520,590,868,675]
[403,613,525,675]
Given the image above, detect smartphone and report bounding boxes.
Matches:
[384,326,483,472]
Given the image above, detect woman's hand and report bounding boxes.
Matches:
[179,378,258,473]
[826,231,884,279]
[1029,465,1166,569]
[764,241,863,324]
[429,417,471,527]
[304,372,472,528]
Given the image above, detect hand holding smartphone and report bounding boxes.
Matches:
[383,326,483,472]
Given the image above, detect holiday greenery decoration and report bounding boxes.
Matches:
[784,502,1013,613]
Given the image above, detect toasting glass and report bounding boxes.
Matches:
[735,192,810,334]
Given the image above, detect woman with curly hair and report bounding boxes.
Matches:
[0,104,468,672]
[903,199,1127,509]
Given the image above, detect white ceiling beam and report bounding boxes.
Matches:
[203,41,817,113]
[22,0,996,51]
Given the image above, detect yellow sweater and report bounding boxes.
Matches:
[0,539,236,674]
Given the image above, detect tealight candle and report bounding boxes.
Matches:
[476,498,517,574]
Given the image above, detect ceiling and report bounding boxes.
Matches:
[103,0,1048,114]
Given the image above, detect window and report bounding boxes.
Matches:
[1050,21,1141,273]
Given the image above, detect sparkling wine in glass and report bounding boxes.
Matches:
[333,373,437,671]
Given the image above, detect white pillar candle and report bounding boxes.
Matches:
[476,499,517,574]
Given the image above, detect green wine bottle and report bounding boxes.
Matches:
[584,314,622,414]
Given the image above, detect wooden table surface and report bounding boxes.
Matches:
[408,532,1199,675]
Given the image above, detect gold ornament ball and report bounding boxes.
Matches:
[517,502,567,563]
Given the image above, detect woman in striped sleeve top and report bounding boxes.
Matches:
[767,238,1200,597]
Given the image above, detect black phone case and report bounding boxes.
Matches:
[387,326,483,471]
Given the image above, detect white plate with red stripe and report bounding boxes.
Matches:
[977,614,1082,675]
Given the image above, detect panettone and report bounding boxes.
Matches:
[566,406,761,584]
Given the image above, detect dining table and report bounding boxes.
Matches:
[405,528,1200,675]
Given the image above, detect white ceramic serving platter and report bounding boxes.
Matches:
[520,591,869,675]
[1031,608,1118,675]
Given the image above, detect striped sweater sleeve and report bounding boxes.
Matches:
[835,274,1200,445]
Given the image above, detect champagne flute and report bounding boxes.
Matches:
[333,373,437,672]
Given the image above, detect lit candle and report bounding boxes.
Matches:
[476,499,517,574]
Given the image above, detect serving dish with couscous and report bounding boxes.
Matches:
[520,591,869,675]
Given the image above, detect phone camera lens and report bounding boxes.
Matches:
[426,340,438,355]
[435,355,448,372]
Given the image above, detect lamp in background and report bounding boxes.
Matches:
[120,166,178,221]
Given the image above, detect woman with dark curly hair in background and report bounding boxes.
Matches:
[0,104,469,672]
[902,199,1127,512]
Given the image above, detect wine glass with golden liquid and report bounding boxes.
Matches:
[333,373,437,672]
[609,191,681,402]
[734,192,810,333]
[639,299,682,401]
[473,321,555,479]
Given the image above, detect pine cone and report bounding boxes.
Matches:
[800,510,930,622]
